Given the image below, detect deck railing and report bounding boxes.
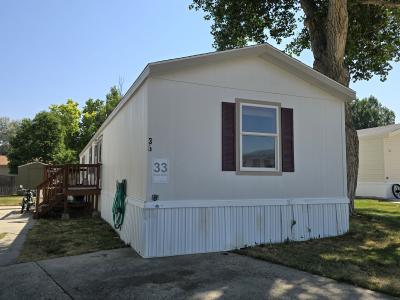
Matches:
[44,164,101,189]
[36,164,101,217]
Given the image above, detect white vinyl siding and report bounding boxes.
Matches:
[147,56,346,201]
[358,137,385,182]
[384,134,400,182]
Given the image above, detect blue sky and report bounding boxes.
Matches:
[1,0,399,121]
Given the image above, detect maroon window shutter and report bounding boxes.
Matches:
[222,102,236,171]
[281,108,294,172]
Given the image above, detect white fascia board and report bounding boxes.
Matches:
[388,129,400,138]
[259,48,356,101]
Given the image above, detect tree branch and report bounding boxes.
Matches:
[362,0,400,8]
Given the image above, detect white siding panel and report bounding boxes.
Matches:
[358,137,385,183]
[292,205,310,241]
[267,206,282,243]
[280,205,292,242]
[336,203,349,236]
[141,202,349,258]
[323,204,338,237]
[384,135,400,182]
[308,204,324,239]
[100,192,145,256]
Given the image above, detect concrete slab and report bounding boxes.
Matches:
[0,207,35,266]
[22,248,395,300]
[0,262,70,299]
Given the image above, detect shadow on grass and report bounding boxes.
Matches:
[236,212,400,297]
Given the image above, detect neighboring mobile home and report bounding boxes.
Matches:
[16,161,47,190]
[80,44,355,258]
[356,124,400,199]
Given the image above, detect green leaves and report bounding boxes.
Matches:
[6,85,123,171]
[8,112,63,173]
[191,0,299,50]
[78,86,122,152]
[0,117,20,155]
[351,95,395,130]
[346,2,400,81]
[190,0,400,82]
[50,99,81,160]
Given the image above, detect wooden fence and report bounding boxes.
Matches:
[0,175,16,195]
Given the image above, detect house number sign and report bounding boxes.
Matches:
[152,159,168,183]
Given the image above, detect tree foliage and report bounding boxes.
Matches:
[8,112,63,173]
[50,99,81,152]
[105,86,122,117]
[351,95,395,130]
[78,98,106,152]
[190,0,400,82]
[78,86,122,151]
[0,117,20,155]
[6,85,123,171]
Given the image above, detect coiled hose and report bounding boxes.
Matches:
[112,179,126,230]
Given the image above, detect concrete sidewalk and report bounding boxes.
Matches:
[0,248,395,300]
[0,206,35,266]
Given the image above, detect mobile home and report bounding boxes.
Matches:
[80,44,355,258]
[356,124,400,199]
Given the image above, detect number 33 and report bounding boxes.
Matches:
[153,162,167,173]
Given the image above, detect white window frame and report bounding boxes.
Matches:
[237,99,281,174]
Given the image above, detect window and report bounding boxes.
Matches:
[97,137,102,163]
[89,146,92,164]
[94,144,98,164]
[238,100,280,172]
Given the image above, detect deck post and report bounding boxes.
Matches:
[92,195,100,217]
[62,165,70,219]
[35,187,40,218]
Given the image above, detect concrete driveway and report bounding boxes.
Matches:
[0,248,394,300]
[0,206,35,266]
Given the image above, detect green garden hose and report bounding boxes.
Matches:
[112,179,127,230]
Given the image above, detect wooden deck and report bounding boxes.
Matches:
[35,164,101,218]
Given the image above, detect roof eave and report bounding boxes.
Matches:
[79,43,356,156]
[79,65,150,156]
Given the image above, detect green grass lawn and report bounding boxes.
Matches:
[18,217,125,263]
[0,195,22,206]
[236,200,400,297]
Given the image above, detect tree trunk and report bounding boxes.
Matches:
[301,0,359,213]
[345,104,359,214]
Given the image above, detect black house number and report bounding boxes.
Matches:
[148,138,152,152]
[153,162,167,173]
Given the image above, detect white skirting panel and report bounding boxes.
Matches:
[142,203,349,258]
[100,192,145,256]
[99,193,349,258]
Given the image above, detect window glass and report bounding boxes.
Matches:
[242,105,276,133]
[98,139,102,163]
[94,145,98,163]
[89,146,92,164]
[242,135,275,168]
